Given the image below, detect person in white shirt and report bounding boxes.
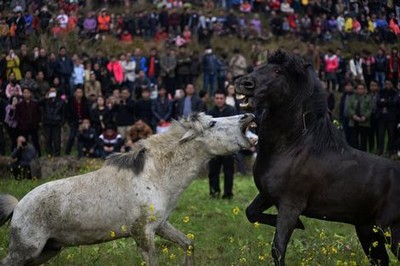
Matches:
[56,9,68,29]
[72,58,85,88]
[120,53,136,94]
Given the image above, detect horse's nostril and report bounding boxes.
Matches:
[242,80,255,88]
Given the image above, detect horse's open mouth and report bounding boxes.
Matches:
[236,94,253,109]
[241,114,258,146]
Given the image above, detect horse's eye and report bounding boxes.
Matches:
[275,70,280,75]
[209,121,216,128]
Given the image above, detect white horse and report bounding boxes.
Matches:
[0,113,256,266]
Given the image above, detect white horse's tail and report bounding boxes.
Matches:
[0,194,18,226]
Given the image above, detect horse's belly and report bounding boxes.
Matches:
[302,195,379,224]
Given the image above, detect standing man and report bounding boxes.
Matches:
[207,90,237,199]
[202,46,218,97]
[16,87,41,156]
[160,48,177,97]
[41,87,65,157]
[55,46,73,96]
[229,48,247,79]
[65,86,90,155]
[377,80,399,156]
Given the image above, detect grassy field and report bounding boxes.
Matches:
[0,163,399,266]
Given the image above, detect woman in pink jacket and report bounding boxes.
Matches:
[324,49,339,92]
[107,55,124,84]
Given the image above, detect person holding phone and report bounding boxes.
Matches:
[10,135,38,180]
[6,49,22,81]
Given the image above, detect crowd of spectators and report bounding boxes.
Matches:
[2,0,400,164]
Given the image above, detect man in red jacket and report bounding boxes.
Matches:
[16,87,41,156]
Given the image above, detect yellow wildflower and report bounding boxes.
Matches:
[372,241,379,248]
[258,255,265,261]
[384,231,391,237]
[162,246,169,254]
[331,247,338,254]
[349,261,357,266]
[187,245,194,251]
[140,262,146,266]
[253,222,260,228]
[232,207,240,215]
[187,233,195,240]
[148,215,157,222]
[336,260,343,266]
[229,237,235,243]
[322,247,327,255]
[149,204,155,212]
[186,250,192,256]
[110,231,116,238]
[121,225,127,232]
[239,257,247,263]
[350,252,356,256]
[169,253,176,260]
[319,230,325,238]
[372,227,379,233]
[183,216,190,223]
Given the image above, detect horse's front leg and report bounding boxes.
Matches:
[157,221,194,266]
[246,193,305,229]
[132,225,157,266]
[272,203,303,266]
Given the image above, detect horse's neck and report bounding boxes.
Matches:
[161,144,209,197]
[257,110,303,156]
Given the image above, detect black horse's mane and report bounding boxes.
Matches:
[269,50,349,155]
[301,64,349,155]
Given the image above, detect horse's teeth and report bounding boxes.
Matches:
[236,94,246,100]
[250,122,257,128]
[240,102,250,108]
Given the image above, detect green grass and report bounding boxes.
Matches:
[0,167,399,265]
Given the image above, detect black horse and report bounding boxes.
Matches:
[235,50,400,266]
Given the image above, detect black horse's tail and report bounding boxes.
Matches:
[0,194,18,226]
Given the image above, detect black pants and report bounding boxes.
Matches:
[10,162,31,180]
[178,74,192,89]
[44,124,62,156]
[0,123,5,155]
[351,124,369,152]
[377,117,396,155]
[369,114,379,152]
[208,155,234,197]
[6,126,18,152]
[163,76,177,97]
[65,125,79,155]
[19,128,41,157]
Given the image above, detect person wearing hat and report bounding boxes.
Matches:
[15,87,41,156]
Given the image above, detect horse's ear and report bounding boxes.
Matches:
[179,129,196,144]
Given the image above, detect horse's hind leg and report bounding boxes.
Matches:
[355,224,389,266]
[246,193,305,229]
[0,227,47,266]
[26,241,62,266]
[389,223,400,261]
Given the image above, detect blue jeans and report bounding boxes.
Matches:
[375,72,386,90]
[203,73,216,97]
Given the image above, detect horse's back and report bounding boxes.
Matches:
[10,167,147,245]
